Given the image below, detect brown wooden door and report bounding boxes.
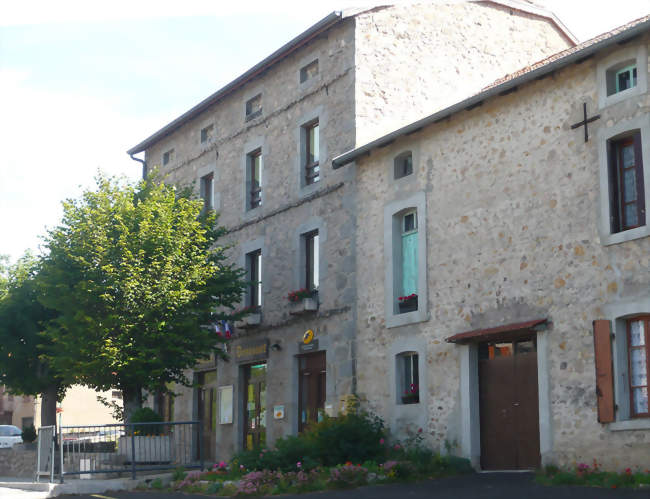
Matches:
[299,351,326,432]
[479,338,540,470]
[243,363,267,450]
[196,370,217,461]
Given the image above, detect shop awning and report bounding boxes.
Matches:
[445,318,548,344]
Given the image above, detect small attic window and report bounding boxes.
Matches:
[162,148,175,166]
[200,124,214,144]
[245,94,262,121]
[300,59,319,83]
[394,151,413,179]
[606,62,637,96]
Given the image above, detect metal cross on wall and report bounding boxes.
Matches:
[570,102,601,142]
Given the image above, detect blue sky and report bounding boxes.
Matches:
[1,0,648,262]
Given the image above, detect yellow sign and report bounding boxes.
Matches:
[303,330,314,344]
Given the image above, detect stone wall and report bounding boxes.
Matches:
[0,446,37,478]
[353,36,650,470]
[354,1,572,145]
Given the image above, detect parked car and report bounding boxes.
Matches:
[0,425,23,448]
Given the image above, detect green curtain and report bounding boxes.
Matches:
[401,232,418,295]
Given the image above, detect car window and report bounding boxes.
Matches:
[0,425,22,436]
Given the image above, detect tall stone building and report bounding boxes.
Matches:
[127,1,573,461]
[333,15,650,470]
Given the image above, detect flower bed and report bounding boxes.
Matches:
[536,461,650,489]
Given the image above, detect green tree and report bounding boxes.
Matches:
[39,173,246,421]
[0,252,66,427]
[0,254,10,300]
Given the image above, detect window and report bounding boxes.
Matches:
[397,352,419,405]
[201,124,214,144]
[111,391,123,400]
[300,59,319,83]
[245,94,262,121]
[607,63,637,96]
[304,121,320,185]
[627,317,649,417]
[398,210,418,313]
[607,132,645,233]
[162,148,174,166]
[246,249,262,309]
[247,149,262,210]
[304,231,319,291]
[394,151,413,179]
[200,173,214,211]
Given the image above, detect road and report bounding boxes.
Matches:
[53,472,650,499]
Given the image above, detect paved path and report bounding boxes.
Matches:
[0,488,50,499]
[56,472,650,499]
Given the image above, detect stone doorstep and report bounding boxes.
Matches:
[0,472,173,498]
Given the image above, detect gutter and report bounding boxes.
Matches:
[130,154,147,180]
[332,17,650,169]
[127,11,343,156]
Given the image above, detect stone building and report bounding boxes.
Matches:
[0,386,35,428]
[127,1,573,461]
[333,15,650,470]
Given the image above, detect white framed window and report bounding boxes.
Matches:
[597,114,650,245]
[394,151,413,179]
[200,124,214,144]
[597,44,648,109]
[303,120,320,185]
[383,192,428,328]
[245,94,262,121]
[246,149,262,210]
[200,173,214,211]
[300,59,319,83]
[396,352,419,405]
[246,249,262,309]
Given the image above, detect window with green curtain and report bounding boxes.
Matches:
[401,211,418,296]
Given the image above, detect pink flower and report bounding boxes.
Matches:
[417,428,423,433]
[394,444,400,450]
[297,461,302,468]
[379,438,385,444]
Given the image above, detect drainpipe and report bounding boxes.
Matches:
[129,154,147,180]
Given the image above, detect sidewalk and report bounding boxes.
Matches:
[0,473,172,498]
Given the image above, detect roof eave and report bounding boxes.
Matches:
[332,17,650,169]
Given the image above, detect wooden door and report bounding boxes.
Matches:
[196,370,217,461]
[479,337,540,470]
[243,363,267,450]
[299,351,326,432]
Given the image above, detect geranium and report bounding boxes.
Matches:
[397,293,417,302]
[287,288,314,302]
[404,383,419,395]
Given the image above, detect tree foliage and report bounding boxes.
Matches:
[0,252,66,425]
[39,173,246,418]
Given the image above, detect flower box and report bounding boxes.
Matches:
[235,312,261,329]
[401,394,420,405]
[288,294,318,315]
[398,294,418,314]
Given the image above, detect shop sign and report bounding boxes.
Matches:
[235,339,269,362]
[299,339,319,353]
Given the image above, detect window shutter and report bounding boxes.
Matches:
[607,141,620,233]
[592,320,615,423]
[633,131,645,227]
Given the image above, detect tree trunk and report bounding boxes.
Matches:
[40,385,58,427]
[122,385,142,423]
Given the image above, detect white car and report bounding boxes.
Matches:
[0,425,23,448]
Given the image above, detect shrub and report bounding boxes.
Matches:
[130,407,164,435]
[172,466,186,481]
[329,464,369,488]
[309,412,387,466]
[149,478,163,490]
[21,425,37,443]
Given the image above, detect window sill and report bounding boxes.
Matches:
[600,225,650,246]
[386,308,428,329]
[608,419,650,431]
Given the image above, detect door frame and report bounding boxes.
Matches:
[459,330,553,469]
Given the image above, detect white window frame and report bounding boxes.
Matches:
[597,44,648,109]
[604,297,650,431]
[383,191,428,328]
[597,114,650,245]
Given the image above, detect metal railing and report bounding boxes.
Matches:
[36,425,56,483]
[57,421,203,482]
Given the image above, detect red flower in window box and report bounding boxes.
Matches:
[287,288,315,302]
[397,293,418,313]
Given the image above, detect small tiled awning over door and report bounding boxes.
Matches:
[445,318,547,344]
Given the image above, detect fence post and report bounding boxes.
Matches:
[199,421,204,471]
[50,431,55,484]
[130,423,137,480]
[36,429,41,483]
[58,413,64,484]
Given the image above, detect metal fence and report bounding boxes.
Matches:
[57,421,203,481]
[36,425,56,483]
